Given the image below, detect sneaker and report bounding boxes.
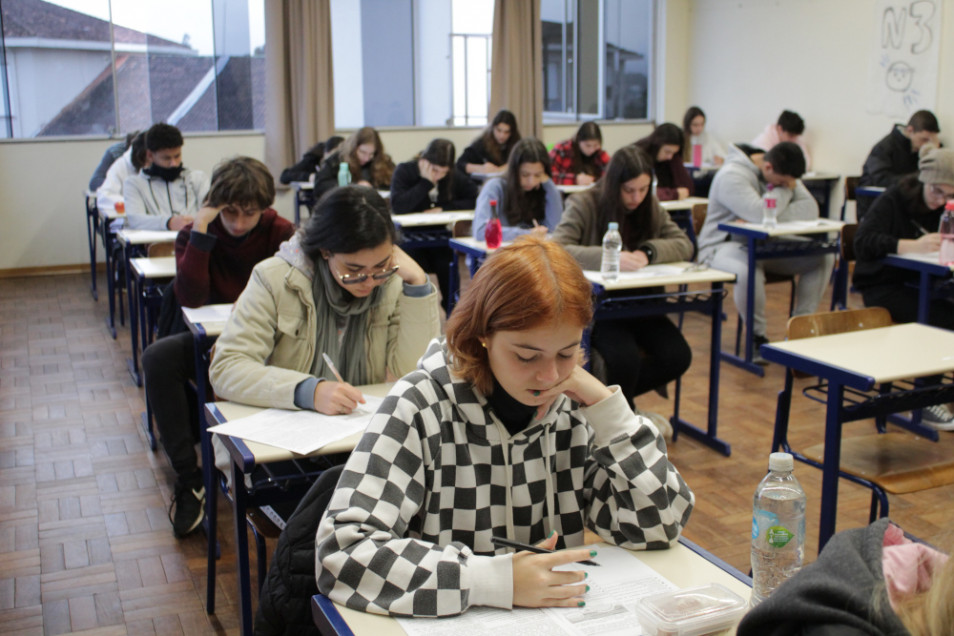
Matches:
[169,478,205,538]
[636,409,673,439]
[753,335,770,366]
[921,404,954,431]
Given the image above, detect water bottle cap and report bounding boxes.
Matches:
[946,200,954,211]
[607,222,619,231]
[769,452,794,472]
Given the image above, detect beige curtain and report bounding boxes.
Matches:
[490,0,544,139]
[264,0,335,181]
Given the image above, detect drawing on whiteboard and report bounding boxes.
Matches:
[885,60,914,92]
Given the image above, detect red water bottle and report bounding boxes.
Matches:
[485,199,502,248]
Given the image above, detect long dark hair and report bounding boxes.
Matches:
[301,186,396,260]
[682,106,705,162]
[503,138,551,227]
[636,122,684,162]
[419,138,457,202]
[478,109,521,165]
[570,121,604,178]
[596,145,656,244]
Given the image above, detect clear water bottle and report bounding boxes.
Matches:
[762,184,778,229]
[651,175,659,201]
[601,222,622,281]
[337,162,351,187]
[939,201,954,267]
[750,452,805,606]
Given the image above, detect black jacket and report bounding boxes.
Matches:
[254,466,344,636]
[313,152,392,201]
[279,144,324,185]
[389,160,478,213]
[860,126,919,189]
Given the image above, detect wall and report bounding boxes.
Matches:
[683,0,954,190]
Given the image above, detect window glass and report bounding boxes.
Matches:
[603,0,652,120]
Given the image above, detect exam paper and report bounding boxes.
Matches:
[181,303,233,325]
[396,544,676,636]
[207,395,385,455]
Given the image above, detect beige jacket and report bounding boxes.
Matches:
[209,238,441,410]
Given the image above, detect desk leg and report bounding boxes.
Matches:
[103,225,117,338]
[194,333,219,614]
[818,383,845,552]
[917,271,930,324]
[87,204,99,300]
[720,237,765,377]
[126,253,142,386]
[232,461,253,636]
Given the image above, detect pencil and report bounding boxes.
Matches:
[321,352,345,383]
[911,219,930,236]
[490,536,601,566]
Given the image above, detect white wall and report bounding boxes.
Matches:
[682,0,954,179]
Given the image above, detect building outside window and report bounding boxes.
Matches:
[542,0,653,122]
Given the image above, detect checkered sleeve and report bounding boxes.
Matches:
[549,141,576,185]
[315,376,513,617]
[581,387,695,549]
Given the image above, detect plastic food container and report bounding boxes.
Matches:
[635,583,748,636]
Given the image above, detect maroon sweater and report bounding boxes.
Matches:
[174,208,295,308]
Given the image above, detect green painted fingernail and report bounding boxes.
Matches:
[586,585,590,592]
[548,529,555,538]
[577,601,586,607]
[589,550,598,557]
[584,572,588,579]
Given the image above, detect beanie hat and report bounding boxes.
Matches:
[918,147,954,187]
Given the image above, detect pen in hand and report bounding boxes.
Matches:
[911,219,930,236]
[321,352,346,383]
[490,536,601,566]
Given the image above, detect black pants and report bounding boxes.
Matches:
[861,283,954,330]
[405,246,452,308]
[591,316,693,407]
[142,331,200,478]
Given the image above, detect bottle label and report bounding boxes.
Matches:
[753,509,795,547]
[766,526,795,548]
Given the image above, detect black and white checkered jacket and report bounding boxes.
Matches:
[315,340,694,617]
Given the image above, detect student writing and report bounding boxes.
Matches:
[457,109,521,176]
[549,121,611,185]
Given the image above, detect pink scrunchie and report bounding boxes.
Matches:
[882,523,948,610]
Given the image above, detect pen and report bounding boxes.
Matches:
[490,536,601,566]
[321,352,345,383]
[911,219,929,236]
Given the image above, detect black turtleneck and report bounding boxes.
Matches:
[487,378,537,436]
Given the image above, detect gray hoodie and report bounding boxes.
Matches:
[122,168,209,230]
[697,144,818,260]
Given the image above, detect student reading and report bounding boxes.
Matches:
[457,108,521,175]
[208,186,441,417]
[312,127,394,200]
[315,236,694,617]
[634,123,694,201]
[471,137,563,241]
[552,145,694,406]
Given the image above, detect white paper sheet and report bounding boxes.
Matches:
[583,265,685,285]
[181,303,233,325]
[207,395,385,455]
[397,544,676,636]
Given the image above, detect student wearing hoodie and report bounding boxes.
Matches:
[697,142,834,355]
[315,236,694,618]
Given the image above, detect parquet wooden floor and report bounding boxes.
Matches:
[1,269,953,634]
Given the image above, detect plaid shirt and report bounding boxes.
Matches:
[549,139,611,185]
[315,340,694,617]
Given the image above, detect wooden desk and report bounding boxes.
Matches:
[311,536,752,635]
[291,181,391,225]
[658,196,708,213]
[555,183,594,196]
[882,252,954,323]
[659,197,708,249]
[761,323,954,550]
[204,384,393,636]
[801,172,840,219]
[126,255,176,390]
[717,219,844,376]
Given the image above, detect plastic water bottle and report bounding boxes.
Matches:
[651,175,659,200]
[601,222,622,281]
[484,199,502,249]
[939,201,954,267]
[750,452,805,606]
[337,162,351,187]
[762,184,778,229]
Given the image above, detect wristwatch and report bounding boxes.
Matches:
[638,244,655,263]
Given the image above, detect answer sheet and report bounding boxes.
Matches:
[396,544,676,636]
[207,395,384,455]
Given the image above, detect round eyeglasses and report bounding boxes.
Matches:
[331,261,400,285]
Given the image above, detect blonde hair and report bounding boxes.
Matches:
[894,551,954,635]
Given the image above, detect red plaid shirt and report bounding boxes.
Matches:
[549,139,611,185]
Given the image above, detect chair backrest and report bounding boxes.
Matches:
[844,176,860,202]
[148,242,175,258]
[787,307,892,341]
[840,223,858,264]
[452,218,472,238]
[691,203,707,238]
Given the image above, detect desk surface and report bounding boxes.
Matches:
[207,383,393,464]
[289,181,390,198]
[761,323,954,388]
[884,251,954,274]
[801,172,840,181]
[130,256,175,279]
[392,210,474,227]
[117,229,179,245]
[182,303,233,338]
[317,538,751,635]
[583,263,735,290]
[719,218,844,238]
[659,196,708,212]
[555,183,594,194]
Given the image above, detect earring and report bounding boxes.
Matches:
[480,341,487,349]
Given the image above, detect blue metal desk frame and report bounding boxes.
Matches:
[881,254,954,324]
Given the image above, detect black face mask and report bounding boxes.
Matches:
[144,164,185,182]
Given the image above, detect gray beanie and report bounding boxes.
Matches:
[918,147,954,187]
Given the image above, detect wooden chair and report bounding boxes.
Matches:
[147,241,175,258]
[773,307,954,522]
[830,223,857,311]
[839,176,859,222]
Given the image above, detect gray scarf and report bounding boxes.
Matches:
[310,257,382,385]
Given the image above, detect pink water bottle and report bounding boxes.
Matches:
[485,199,502,249]
[692,143,703,168]
[939,201,954,266]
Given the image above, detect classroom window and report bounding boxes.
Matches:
[0,0,265,139]
[331,0,493,129]
[541,0,653,122]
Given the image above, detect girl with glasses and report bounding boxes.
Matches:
[209,186,441,416]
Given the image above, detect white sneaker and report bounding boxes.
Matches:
[921,404,954,431]
[636,409,673,439]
